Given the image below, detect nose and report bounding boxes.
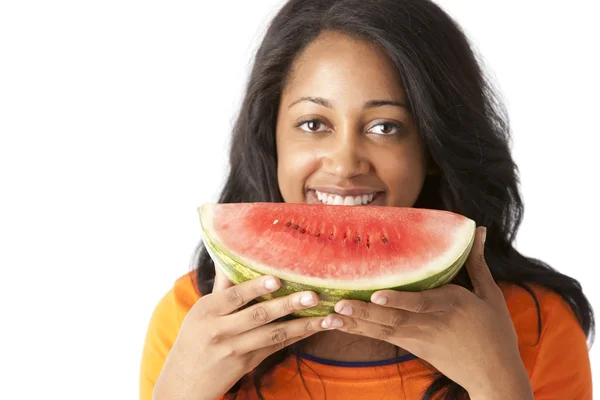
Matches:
[321,130,370,179]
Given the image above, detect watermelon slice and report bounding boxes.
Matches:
[198,203,476,316]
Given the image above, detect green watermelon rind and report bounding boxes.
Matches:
[198,205,476,317]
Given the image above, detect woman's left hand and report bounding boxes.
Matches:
[327,227,534,400]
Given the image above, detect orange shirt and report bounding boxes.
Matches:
[140,272,592,399]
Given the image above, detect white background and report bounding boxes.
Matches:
[1,0,598,399]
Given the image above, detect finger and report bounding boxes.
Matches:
[465,226,498,299]
[249,327,318,366]
[212,266,233,293]
[334,299,433,327]
[207,274,282,316]
[236,316,331,355]
[220,290,321,335]
[370,286,451,313]
[323,314,424,343]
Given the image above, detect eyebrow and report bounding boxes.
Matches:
[288,97,407,109]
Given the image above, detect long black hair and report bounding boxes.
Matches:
[192,0,594,399]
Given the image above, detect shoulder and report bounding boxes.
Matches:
[143,269,202,344]
[500,284,583,343]
[140,270,202,400]
[172,269,202,314]
[499,282,585,344]
[499,282,592,399]
[150,270,202,325]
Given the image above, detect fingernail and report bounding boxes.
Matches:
[337,305,353,316]
[264,277,279,290]
[372,296,387,305]
[482,227,487,244]
[300,294,317,306]
[330,317,344,328]
[320,319,330,329]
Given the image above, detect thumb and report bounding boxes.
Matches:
[212,265,233,293]
[465,226,498,299]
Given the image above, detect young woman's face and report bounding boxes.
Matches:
[276,31,430,207]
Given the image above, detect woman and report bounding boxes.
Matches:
[141,0,594,399]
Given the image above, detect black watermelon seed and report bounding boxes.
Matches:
[285,222,291,227]
[355,236,360,243]
[301,228,306,234]
[293,224,299,230]
[382,237,388,243]
[316,233,321,237]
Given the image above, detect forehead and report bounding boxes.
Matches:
[283,31,407,104]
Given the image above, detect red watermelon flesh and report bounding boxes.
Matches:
[200,202,475,291]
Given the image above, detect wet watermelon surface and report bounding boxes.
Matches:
[209,203,469,281]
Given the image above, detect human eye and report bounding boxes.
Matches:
[366,121,405,136]
[295,118,330,134]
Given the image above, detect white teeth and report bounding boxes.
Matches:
[314,190,378,206]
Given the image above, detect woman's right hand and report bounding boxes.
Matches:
[152,268,335,400]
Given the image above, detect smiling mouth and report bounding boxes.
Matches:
[307,189,384,206]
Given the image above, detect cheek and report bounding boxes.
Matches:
[373,146,428,207]
[277,143,321,202]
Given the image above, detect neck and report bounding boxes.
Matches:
[301,330,408,362]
